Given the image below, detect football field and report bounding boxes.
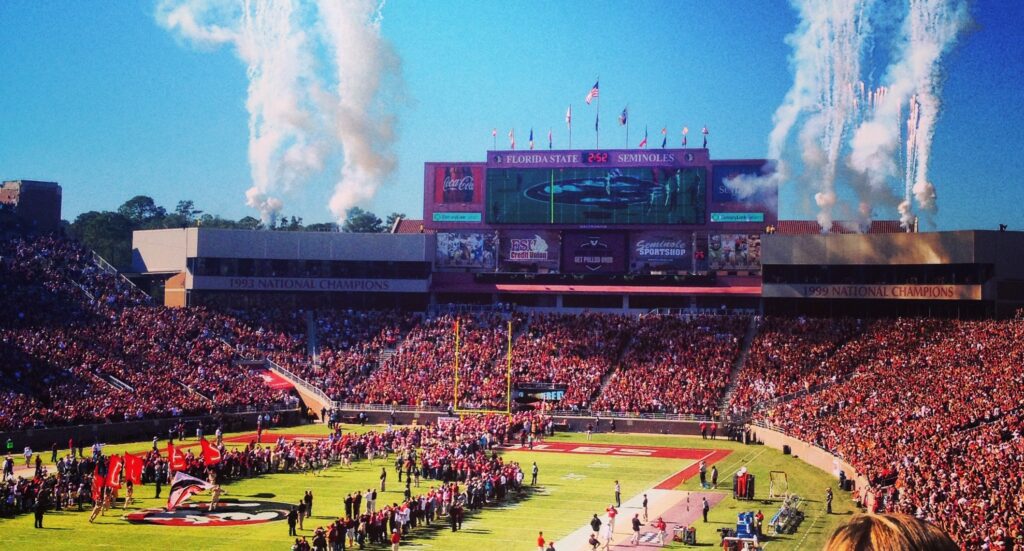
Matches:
[0,424,855,550]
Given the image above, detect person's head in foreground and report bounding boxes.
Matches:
[824,514,957,551]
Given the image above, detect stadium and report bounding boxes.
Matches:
[3,142,1024,551]
[3,1,1023,551]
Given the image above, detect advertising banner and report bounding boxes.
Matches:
[762,284,983,301]
[435,232,497,270]
[432,165,485,205]
[629,231,692,273]
[708,233,762,271]
[190,276,429,293]
[711,162,771,203]
[561,232,627,273]
[499,230,560,272]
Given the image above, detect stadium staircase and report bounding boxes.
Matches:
[306,310,319,363]
[588,333,636,406]
[88,250,152,301]
[100,373,134,393]
[716,316,761,419]
[172,379,213,403]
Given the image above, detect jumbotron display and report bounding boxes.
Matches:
[486,166,706,225]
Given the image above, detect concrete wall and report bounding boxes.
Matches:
[0,410,303,452]
[749,424,874,509]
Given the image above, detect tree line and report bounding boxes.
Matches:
[65,195,404,269]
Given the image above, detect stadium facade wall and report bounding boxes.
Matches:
[1,409,303,452]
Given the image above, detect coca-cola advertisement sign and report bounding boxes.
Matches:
[499,230,560,271]
[433,165,484,205]
[629,231,692,273]
[561,232,626,274]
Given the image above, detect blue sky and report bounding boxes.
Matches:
[1,0,1021,229]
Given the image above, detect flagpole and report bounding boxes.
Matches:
[569,105,573,149]
[626,117,630,148]
[596,80,601,149]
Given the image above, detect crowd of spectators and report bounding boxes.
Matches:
[592,315,747,416]
[0,235,296,431]
[727,317,864,413]
[353,314,519,409]
[509,313,631,411]
[758,318,1024,548]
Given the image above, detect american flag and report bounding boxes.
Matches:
[638,127,648,148]
[585,80,599,105]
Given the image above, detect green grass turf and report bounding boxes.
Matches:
[0,425,858,550]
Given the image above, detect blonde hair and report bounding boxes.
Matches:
[824,514,958,551]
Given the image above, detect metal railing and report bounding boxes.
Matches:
[266,358,334,406]
[89,250,152,302]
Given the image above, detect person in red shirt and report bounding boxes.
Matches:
[537,531,546,550]
[606,505,618,531]
[653,517,667,545]
[391,528,401,551]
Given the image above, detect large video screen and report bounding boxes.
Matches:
[486,166,706,225]
[708,233,762,271]
[435,232,497,270]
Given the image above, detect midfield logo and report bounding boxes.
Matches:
[124,499,291,527]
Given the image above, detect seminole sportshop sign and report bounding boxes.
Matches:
[763,284,983,301]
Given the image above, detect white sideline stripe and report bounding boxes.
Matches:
[555,488,682,550]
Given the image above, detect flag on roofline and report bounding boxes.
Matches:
[509,128,515,150]
[529,128,534,150]
[565,105,572,127]
[618,107,628,126]
[585,80,599,104]
[167,472,214,511]
[548,128,553,149]
[491,128,497,137]
[638,126,648,148]
[682,126,689,147]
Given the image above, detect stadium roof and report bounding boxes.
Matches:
[392,218,432,234]
[775,220,909,235]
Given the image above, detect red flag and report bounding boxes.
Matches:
[168,442,187,472]
[124,453,144,485]
[200,438,222,466]
[106,454,123,488]
[92,464,104,501]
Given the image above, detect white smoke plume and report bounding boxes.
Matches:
[317,0,401,220]
[157,0,401,224]
[732,0,967,232]
[848,0,968,227]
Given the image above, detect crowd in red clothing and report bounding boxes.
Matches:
[758,318,1024,548]
[592,315,747,416]
[727,317,864,413]
[353,314,518,408]
[0,235,296,431]
[509,313,631,411]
